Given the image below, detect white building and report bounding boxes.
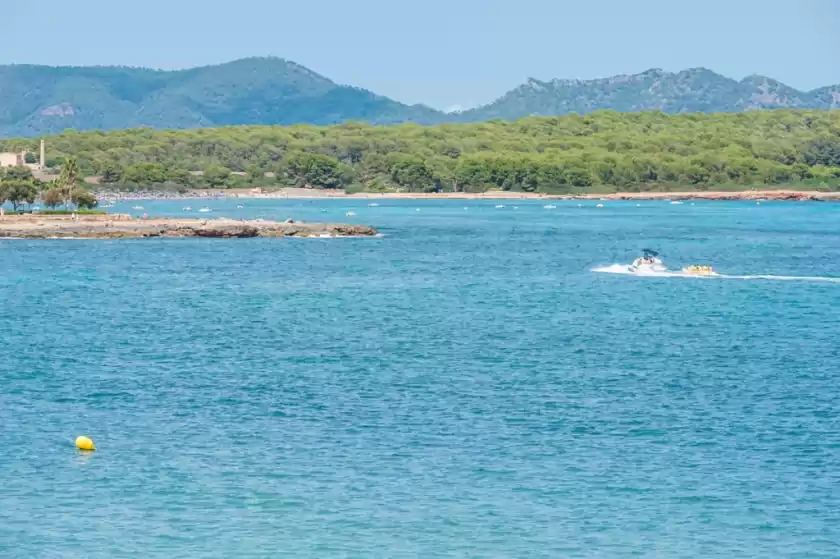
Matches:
[0,140,45,170]
[0,152,25,168]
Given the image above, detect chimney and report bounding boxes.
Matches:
[40,140,45,170]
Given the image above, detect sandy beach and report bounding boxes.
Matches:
[91,187,840,202]
[204,188,840,202]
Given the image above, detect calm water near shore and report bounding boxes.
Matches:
[2,199,840,557]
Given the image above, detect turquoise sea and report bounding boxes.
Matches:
[2,199,840,558]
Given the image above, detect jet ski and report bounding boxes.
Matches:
[629,249,667,273]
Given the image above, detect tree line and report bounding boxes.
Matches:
[1,110,839,193]
[0,160,97,211]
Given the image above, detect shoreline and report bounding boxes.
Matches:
[95,188,840,202]
[0,215,377,239]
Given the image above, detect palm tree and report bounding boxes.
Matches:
[56,157,79,208]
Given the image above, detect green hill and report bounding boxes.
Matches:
[0,57,442,137]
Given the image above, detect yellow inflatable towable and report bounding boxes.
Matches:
[682,265,716,276]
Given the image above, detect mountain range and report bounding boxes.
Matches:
[1,57,838,137]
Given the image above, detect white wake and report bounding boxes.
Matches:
[592,264,840,283]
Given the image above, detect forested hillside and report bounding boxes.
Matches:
[0,58,441,137]
[1,58,839,137]
[2,110,839,193]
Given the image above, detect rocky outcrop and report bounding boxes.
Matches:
[0,216,376,239]
[558,191,840,202]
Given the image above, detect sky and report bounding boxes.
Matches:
[3,0,839,110]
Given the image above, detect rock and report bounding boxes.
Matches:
[0,215,377,239]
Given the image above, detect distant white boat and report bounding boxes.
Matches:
[368,203,379,207]
[198,207,212,213]
[495,204,505,209]
[596,204,604,208]
[183,206,192,211]
[543,204,556,209]
[132,205,144,210]
[670,201,683,205]
[345,211,356,217]
[237,204,244,209]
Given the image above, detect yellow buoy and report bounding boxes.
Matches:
[75,436,96,451]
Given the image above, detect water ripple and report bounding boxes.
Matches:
[1,200,840,557]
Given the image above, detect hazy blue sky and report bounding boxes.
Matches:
[4,0,838,110]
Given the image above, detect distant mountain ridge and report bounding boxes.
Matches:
[456,68,840,121]
[1,58,838,137]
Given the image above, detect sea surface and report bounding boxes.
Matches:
[2,199,840,558]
